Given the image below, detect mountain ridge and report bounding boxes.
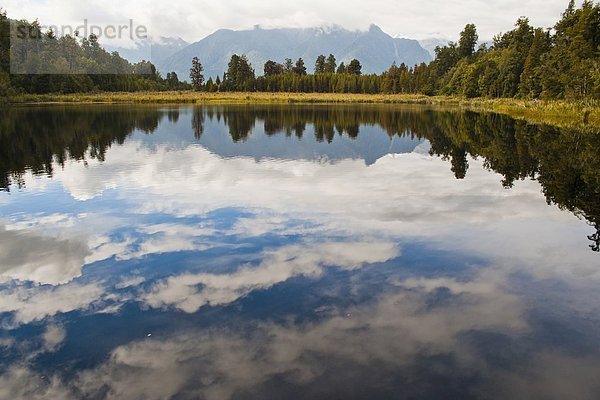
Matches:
[154,24,432,80]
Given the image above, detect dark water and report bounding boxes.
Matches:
[0,104,599,400]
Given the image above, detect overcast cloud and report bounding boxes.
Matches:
[2,0,572,43]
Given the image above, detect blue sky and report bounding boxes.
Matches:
[2,0,573,42]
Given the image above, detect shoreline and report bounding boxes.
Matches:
[4,92,599,130]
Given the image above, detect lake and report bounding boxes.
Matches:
[0,104,599,400]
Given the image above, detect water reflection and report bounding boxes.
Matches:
[1,105,598,251]
[0,106,164,190]
[0,104,599,399]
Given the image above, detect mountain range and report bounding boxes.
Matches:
[112,25,433,81]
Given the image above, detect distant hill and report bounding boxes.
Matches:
[156,25,432,81]
[105,36,190,65]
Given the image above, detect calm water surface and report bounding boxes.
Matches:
[0,105,599,399]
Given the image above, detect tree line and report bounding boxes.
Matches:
[1,1,598,99]
[190,53,383,94]
[0,10,190,97]
[190,1,599,99]
[0,106,167,190]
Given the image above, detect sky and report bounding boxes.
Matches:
[2,0,573,44]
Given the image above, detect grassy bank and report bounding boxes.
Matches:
[6,91,599,130]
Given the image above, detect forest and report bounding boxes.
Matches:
[0,10,190,96]
[1,1,599,100]
[194,1,599,99]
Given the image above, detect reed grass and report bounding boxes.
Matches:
[6,91,599,130]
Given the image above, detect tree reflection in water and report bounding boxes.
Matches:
[1,104,598,251]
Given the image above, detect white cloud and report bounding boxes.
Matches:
[26,269,530,400]
[115,276,145,289]
[2,267,599,400]
[230,214,318,237]
[0,210,219,285]
[0,224,91,285]
[5,213,78,231]
[42,324,67,352]
[11,135,597,288]
[2,0,570,42]
[85,236,134,265]
[48,141,546,226]
[143,241,399,312]
[0,283,105,325]
[88,222,217,262]
[0,367,74,400]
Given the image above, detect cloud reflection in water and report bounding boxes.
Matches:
[0,105,599,400]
